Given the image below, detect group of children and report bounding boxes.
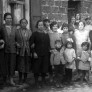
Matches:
[44,18,92,88]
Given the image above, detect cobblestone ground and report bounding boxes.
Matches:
[1,72,92,92]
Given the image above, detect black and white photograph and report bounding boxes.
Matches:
[1,0,92,92]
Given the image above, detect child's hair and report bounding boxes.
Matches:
[50,21,58,30]
[43,19,50,27]
[20,18,28,24]
[43,19,50,23]
[69,28,74,33]
[65,41,74,48]
[81,42,90,51]
[55,39,63,45]
[61,23,68,30]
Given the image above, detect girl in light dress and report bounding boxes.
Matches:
[77,42,91,83]
[63,38,76,84]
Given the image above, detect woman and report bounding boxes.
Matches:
[1,13,16,85]
[74,21,90,80]
[15,19,31,83]
[29,20,50,86]
[69,16,76,31]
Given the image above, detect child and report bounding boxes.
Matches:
[50,40,65,87]
[61,23,75,49]
[64,38,76,85]
[48,21,62,81]
[78,42,91,83]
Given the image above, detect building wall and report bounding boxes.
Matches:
[2,0,30,29]
[41,0,68,26]
[81,0,92,20]
[41,0,92,26]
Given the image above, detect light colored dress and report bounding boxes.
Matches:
[78,51,90,70]
[64,48,76,69]
[74,29,90,56]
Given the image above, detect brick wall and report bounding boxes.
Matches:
[81,0,92,21]
[41,0,92,26]
[41,0,68,26]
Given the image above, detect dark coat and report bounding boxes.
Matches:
[29,31,50,56]
[15,28,32,56]
[1,25,16,53]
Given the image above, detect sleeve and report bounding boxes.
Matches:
[62,48,67,64]
[29,32,36,53]
[50,53,55,66]
[72,49,76,59]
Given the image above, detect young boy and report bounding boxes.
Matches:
[50,40,65,87]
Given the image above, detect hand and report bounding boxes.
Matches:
[52,65,54,69]
[34,52,38,58]
[0,39,4,43]
[0,44,4,49]
[16,43,20,48]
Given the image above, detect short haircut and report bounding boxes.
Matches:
[43,19,50,27]
[81,42,90,51]
[61,23,68,30]
[65,41,74,48]
[35,19,43,29]
[50,21,58,30]
[55,39,63,45]
[43,19,50,23]
[4,12,12,20]
[20,18,28,24]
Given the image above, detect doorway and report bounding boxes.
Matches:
[68,0,81,23]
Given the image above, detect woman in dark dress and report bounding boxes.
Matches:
[15,19,32,83]
[29,20,50,86]
[1,13,17,85]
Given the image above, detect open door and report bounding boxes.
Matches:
[68,0,81,24]
[30,0,42,32]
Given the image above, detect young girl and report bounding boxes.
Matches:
[64,38,76,84]
[61,23,76,49]
[78,42,91,83]
[50,40,65,87]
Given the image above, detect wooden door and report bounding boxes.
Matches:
[30,0,42,32]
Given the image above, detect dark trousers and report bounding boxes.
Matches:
[63,68,72,83]
[5,53,16,77]
[53,64,65,83]
[0,50,7,83]
[78,69,89,81]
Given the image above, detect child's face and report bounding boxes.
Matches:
[76,14,80,20]
[63,27,68,33]
[55,42,62,49]
[45,21,50,27]
[82,45,87,51]
[52,24,58,32]
[67,43,72,48]
[71,17,75,23]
